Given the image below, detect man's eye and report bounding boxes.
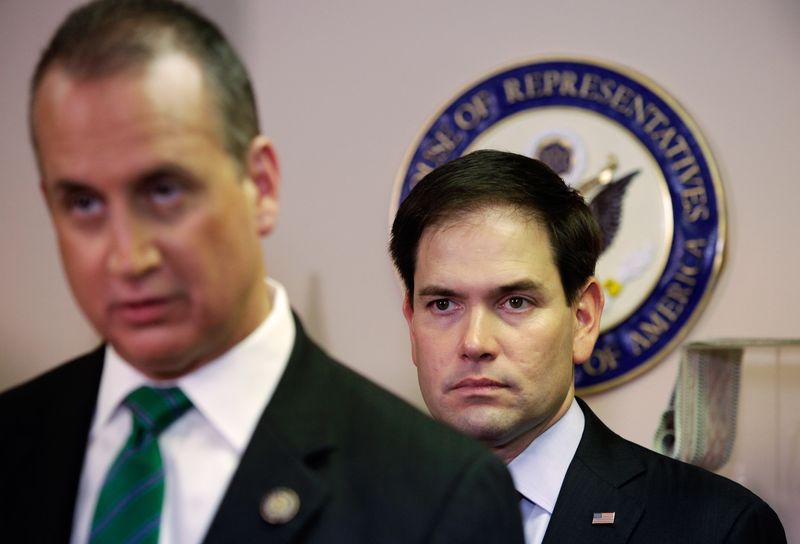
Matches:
[149,180,183,205]
[432,299,454,313]
[502,296,532,311]
[66,192,103,217]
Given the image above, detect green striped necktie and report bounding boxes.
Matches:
[89,386,192,544]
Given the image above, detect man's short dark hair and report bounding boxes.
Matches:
[30,0,258,167]
[390,149,602,305]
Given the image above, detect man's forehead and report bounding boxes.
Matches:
[422,204,547,247]
[32,55,234,188]
[33,53,220,145]
[37,51,205,104]
[415,205,560,281]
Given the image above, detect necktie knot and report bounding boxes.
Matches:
[125,386,191,437]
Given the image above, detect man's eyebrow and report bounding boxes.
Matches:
[136,165,193,184]
[48,166,193,194]
[492,279,545,296]
[48,179,94,196]
[416,285,461,298]
[416,280,545,299]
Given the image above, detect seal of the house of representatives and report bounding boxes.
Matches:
[391,57,725,393]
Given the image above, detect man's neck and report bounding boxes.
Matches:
[491,391,575,464]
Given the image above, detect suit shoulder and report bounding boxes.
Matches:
[627,437,760,502]
[282,335,502,475]
[611,427,784,540]
[326,353,492,459]
[0,346,102,491]
[578,398,765,507]
[296,348,523,542]
[574,400,785,541]
[639,444,785,539]
[0,346,103,418]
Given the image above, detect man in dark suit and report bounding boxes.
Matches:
[0,2,524,542]
[390,149,786,543]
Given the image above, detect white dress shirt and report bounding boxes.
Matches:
[71,278,295,544]
[507,398,585,544]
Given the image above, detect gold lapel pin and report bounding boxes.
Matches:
[260,487,301,525]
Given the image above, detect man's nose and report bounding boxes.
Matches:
[461,307,499,363]
[107,211,161,278]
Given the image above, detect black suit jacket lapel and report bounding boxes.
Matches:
[542,398,645,544]
[204,318,334,544]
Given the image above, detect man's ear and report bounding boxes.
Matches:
[39,180,58,218]
[246,135,280,236]
[402,292,414,324]
[572,278,604,365]
[402,292,419,368]
[39,180,50,207]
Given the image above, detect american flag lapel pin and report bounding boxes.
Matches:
[592,512,615,525]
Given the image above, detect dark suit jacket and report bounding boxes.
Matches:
[0,318,524,543]
[542,398,786,543]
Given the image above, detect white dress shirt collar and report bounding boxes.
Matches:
[508,397,585,514]
[91,277,295,454]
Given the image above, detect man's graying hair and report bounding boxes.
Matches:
[30,0,259,167]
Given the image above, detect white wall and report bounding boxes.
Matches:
[2,0,798,530]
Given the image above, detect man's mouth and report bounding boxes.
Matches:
[111,296,178,325]
[451,377,508,391]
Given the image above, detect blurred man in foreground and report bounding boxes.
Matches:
[391,149,785,543]
[0,2,524,542]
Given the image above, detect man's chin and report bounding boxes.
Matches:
[108,331,202,380]
[439,406,519,444]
